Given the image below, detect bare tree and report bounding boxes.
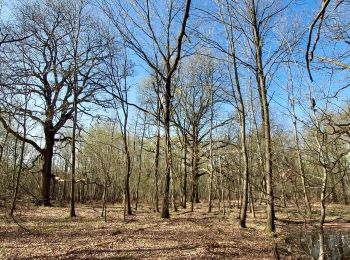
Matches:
[0,0,110,206]
[215,0,250,227]
[102,0,192,218]
[173,55,227,211]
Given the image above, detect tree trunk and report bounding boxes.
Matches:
[42,128,55,206]
[101,180,107,222]
[154,96,161,213]
[62,157,68,201]
[208,84,214,213]
[318,228,325,260]
[340,170,348,205]
[182,120,187,209]
[319,165,327,226]
[250,0,275,232]
[135,117,145,211]
[249,181,256,218]
[191,143,199,212]
[312,106,327,227]
[70,92,78,217]
[124,149,132,215]
[161,78,172,218]
[290,95,312,217]
[231,45,249,228]
[10,111,27,215]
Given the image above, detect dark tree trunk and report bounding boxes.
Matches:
[192,174,200,203]
[161,78,172,219]
[124,149,132,215]
[42,128,55,206]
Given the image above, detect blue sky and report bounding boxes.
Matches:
[1,0,349,136]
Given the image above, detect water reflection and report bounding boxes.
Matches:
[286,226,350,259]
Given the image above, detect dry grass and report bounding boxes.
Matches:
[0,202,287,260]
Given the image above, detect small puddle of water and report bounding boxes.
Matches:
[285,226,350,259]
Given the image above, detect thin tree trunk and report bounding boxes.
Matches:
[161,0,191,218]
[171,176,178,212]
[12,125,19,193]
[63,158,68,201]
[249,82,265,205]
[221,0,249,227]
[208,83,214,213]
[318,228,325,260]
[250,0,275,232]
[70,88,78,218]
[340,169,348,205]
[217,172,221,211]
[249,181,256,218]
[182,122,187,209]
[162,78,172,218]
[101,180,107,222]
[190,140,197,212]
[135,115,146,211]
[290,92,312,217]
[0,120,10,164]
[124,139,132,215]
[219,156,225,215]
[10,103,28,216]
[281,181,287,208]
[312,106,328,226]
[154,93,161,213]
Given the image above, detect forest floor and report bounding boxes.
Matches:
[0,201,349,259]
